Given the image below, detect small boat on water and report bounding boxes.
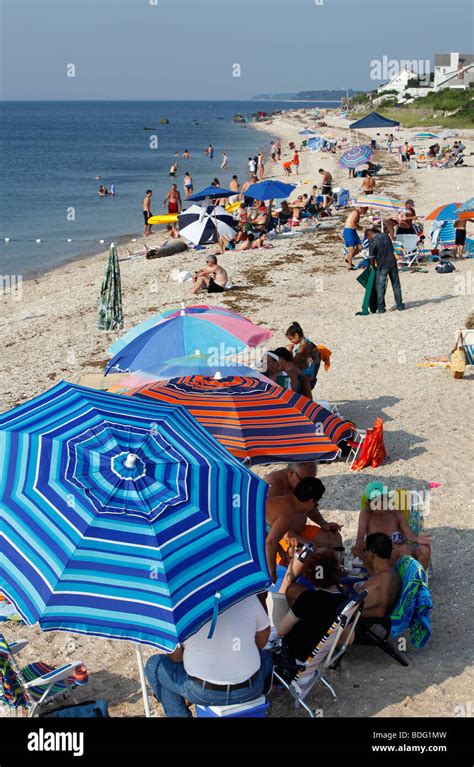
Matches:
[144,127,156,130]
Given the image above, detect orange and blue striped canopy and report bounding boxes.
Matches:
[128,376,355,465]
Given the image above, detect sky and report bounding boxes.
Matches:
[1,0,473,100]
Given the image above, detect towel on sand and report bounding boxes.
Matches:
[390,555,432,648]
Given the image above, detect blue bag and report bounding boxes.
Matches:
[43,699,110,718]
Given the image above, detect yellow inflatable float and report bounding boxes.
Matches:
[148,200,241,225]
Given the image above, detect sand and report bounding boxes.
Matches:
[1,110,473,718]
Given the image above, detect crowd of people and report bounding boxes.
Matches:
[145,462,432,717]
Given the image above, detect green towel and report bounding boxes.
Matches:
[356,266,377,316]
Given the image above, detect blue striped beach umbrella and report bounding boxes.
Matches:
[0,381,270,711]
[339,145,373,168]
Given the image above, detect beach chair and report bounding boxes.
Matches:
[394,235,422,269]
[0,633,88,717]
[345,429,368,468]
[272,593,366,717]
[335,189,350,209]
[460,329,474,365]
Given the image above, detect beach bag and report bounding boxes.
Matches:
[42,699,110,718]
[435,260,455,274]
[450,334,466,379]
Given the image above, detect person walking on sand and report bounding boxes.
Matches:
[365,227,404,313]
[454,218,472,258]
[221,150,228,170]
[257,151,264,180]
[248,156,257,177]
[318,168,332,208]
[343,207,367,268]
[276,141,282,160]
[163,183,182,215]
[143,189,153,237]
[183,172,194,198]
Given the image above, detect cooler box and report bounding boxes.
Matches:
[196,696,269,718]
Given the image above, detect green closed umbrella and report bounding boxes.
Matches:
[97,243,124,331]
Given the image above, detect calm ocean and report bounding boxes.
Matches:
[0,100,335,276]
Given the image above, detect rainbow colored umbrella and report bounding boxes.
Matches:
[354,195,405,211]
[106,306,272,377]
[424,202,461,221]
[128,376,354,465]
[108,304,266,356]
[339,145,373,168]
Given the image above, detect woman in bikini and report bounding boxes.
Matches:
[352,482,432,570]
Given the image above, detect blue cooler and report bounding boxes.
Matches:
[196,696,269,718]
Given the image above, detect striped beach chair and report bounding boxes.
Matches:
[0,633,88,717]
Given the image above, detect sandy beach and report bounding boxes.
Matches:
[1,109,473,719]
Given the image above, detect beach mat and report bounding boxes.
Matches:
[356,266,377,315]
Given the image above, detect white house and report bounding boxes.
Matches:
[377,67,418,95]
[434,52,474,90]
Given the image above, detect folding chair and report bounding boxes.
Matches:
[272,593,366,717]
[0,633,88,717]
[394,235,422,269]
[345,429,367,468]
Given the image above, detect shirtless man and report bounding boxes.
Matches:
[143,189,153,236]
[454,218,472,258]
[343,206,367,269]
[265,467,342,549]
[163,184,182,215]
[354,533,401,618]
[241,175,257,205]
[191,254,228,294]
[229,174,240,204]
[318,168,332,207]
[362,174,376,195]
[265,477,327,583]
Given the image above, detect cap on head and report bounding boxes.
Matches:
[365,480,386,501]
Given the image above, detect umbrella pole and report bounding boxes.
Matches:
[135,643,151,717]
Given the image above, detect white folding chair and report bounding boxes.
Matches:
[346,429,367,468]
[394,235,422,269]
[272,594,366,717]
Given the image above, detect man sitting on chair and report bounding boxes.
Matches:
[145,596,273,717]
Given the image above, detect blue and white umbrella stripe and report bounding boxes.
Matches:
[178,204,236,246]
[0,381,270,651]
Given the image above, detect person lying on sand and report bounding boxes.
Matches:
[352,481,432,570]
[191,254,228,294]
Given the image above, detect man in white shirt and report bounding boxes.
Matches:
[145,596,272,717]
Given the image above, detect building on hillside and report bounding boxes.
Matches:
[434,52,474,90]
[377,67,418,95]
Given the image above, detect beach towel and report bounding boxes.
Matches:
[316,345,332,372]
[356,266,377,316]
[390,555,432,648]
[352,417,386,471]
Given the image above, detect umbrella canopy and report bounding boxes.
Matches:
[105,307,272,377]
[339,145,373,168]
[244,180,296,201]
[349,112,399,129]
[413,132,439,140]
[187,186,234,202]
[0,381,270,650]
[119,357,272,387]
[299,129,317,136]
[128,376,354,465]
[458,197,474,221]
[97,244,123,331]
[438,129,458,140]
[178,204,236,245]
[108,304,269,357]
[424,202,461,222]
[353,195,405,211]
